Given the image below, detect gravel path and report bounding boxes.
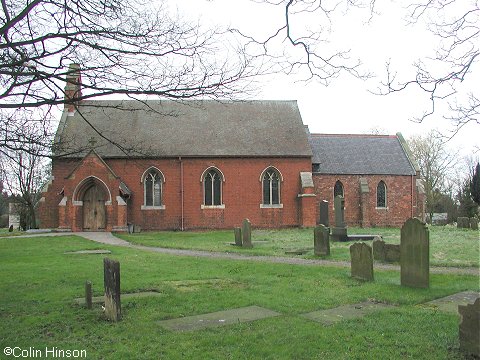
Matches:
[9,231,480,276]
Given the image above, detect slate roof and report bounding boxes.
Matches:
[309,134,417,175]
[54,100,312,158]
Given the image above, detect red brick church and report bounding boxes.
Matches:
[38,72,424,231]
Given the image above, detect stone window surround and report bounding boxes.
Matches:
[376,180,388,209]
[141,167,165,209]
[259,166,283,208]
[200,166,225,208]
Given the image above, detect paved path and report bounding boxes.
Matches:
[8,231,480,276]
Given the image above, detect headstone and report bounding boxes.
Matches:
[242,219,252,248]
[85,280,93,309]
[133,224,142,233]
[8,225,13,232]
[400,218,429,288]
[457,217,470,229]
[350,242,374,281]
[372,238,385,261]
[384,244,400,262]
[331,196,348,242]
[458,298,480,357]
[319,200,329,226]
[470,217,479,231]
[234,227,242,246]
[104,258,121,321]
[314,224,330,256]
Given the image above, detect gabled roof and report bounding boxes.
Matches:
[54,100,312,158]
[309,133,417,175]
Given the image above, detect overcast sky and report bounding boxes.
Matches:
[169,0,478,156]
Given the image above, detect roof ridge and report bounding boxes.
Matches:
[309,133,397,138]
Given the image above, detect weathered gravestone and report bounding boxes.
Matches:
[242,219,253,248]
[85,280,93,310]
[350,242,374,281]
[234,227,242,246]
[458,298,480,358]
[314,224,330,256]
[457,217,470,229]
[319,200,329,227]
[374,239,401,263]
[470,217,479,231]
[400,218,429,288]
[104,258,121,321]
[372,238,385,261]
[331,196,348,242]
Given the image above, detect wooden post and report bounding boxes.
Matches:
[85,280,93,309]
[103,258,121,321]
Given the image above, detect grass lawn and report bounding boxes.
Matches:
[117,226,480,268]
[0,235,478,359]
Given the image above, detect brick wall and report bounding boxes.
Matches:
[39,155,312,230]
[313,174,417,227]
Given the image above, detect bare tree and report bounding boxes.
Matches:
[1,0,257,155]
[0,142,50,229]
[407,130,460,222]
[232,0,374,84]
[377,1,479,139]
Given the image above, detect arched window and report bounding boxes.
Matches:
[334,180,344,199]
[203,168,222,206]
[377,181,387,208]
[144,169,163,207]
[262,168,280,205]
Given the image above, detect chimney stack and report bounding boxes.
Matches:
[64,63,82,114]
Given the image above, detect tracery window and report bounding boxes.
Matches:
[262,169,280,205]
[204,168,222,206]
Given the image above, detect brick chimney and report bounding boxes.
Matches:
[64,63,82,114]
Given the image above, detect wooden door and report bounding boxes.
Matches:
[83,185,106,230]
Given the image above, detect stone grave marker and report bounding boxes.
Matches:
[234,227,242,246]
[85,281,93,309]
[400,218,429,288]
[458,298,480,358]
[242,219,253,248]
[470,217,479,230]
[372,238,385,261]
[104,258,121,321]
[457,217,470,229]
[384,244,400,262]
[314,224,330,256]
[331,196,348,242]
[350,242,374,281]
[319,200,329,226]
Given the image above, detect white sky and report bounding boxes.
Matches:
[169,0,478,156]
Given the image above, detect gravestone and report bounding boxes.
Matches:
[384,244,400,262]
[8,225,13,232]
[350,242,374,281]
[372,238,385,261]
[458,298,480,357]
[314,224,330,256]
[457,217,470,229]
[242,219,252,248]
[104,258,121,321]
[319,200,329,226]
[400,218,429,288]
[331,196,348,242]
[470,217,479,231]
[234,227,242,246]
[85,281,93,310]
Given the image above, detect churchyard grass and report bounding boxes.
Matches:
[117,226,479,268]
[0,235,478,359]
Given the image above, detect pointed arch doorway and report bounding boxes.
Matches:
[83,184,106,230]
[75,177,110,231]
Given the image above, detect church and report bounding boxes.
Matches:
[38,71,424,232]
